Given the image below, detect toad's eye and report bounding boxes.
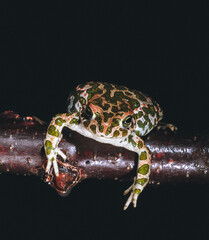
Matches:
[122,115,132,127]
[82,106,93,120]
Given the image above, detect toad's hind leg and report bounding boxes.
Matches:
[123,133,151,210]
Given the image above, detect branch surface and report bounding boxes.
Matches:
[0,111,209,194]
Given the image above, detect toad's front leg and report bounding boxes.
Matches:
[44,113,80,176]
[123,133,151,210]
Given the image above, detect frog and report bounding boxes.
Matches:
[44,81,163,210]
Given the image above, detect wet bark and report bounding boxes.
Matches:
[0,111,209,195]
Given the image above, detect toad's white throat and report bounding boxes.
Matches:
[68,123,135,152]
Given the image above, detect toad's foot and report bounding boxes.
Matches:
[157,122,177,132]
[123,178,143,210]
[46,148,67,176]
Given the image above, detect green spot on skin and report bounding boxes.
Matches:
[79,97,86,105]
[55,117,66,126]
[50,157,55,162]
[128,98,140,109]
[92,96,110,109]
[134,189,142,195]
[131,140,136,148]
[135,111,143,119]
[149,105,156,116]
[134,90,147,102]
[45,140,53,155]
[66,112,72,116]
[90,124,96,134]
[55,113,62,117]
[136,178,148,185]
[92,98,103,107]
[142,106,155,116]
[114,91,126,100]
[105,126,112,136]
[140,151,147,160]
[103,112,114,122]
[128,135,136,147]
[101,83,116,104]
[138,164,149,175]
[95,112,102,125]
[113,130,120,137]
[103,103,110,110]
[143,104,157,117]
[111,118,120,127]
[70,118,80,125]
[138,140,143,149]
[84,120,90,127]
[48,125,60,137]
[144,115,149,122]
[135,131,140,137]
[116,112,124,117]
[137,120,145,129]
[119,103,129,112]
[103,82,114,89]
[87,83,103,100]
[99,124,104,132]
[111,106,119,113]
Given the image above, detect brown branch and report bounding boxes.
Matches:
[0,111,209,196]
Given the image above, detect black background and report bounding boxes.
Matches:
[1,1,209,240]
